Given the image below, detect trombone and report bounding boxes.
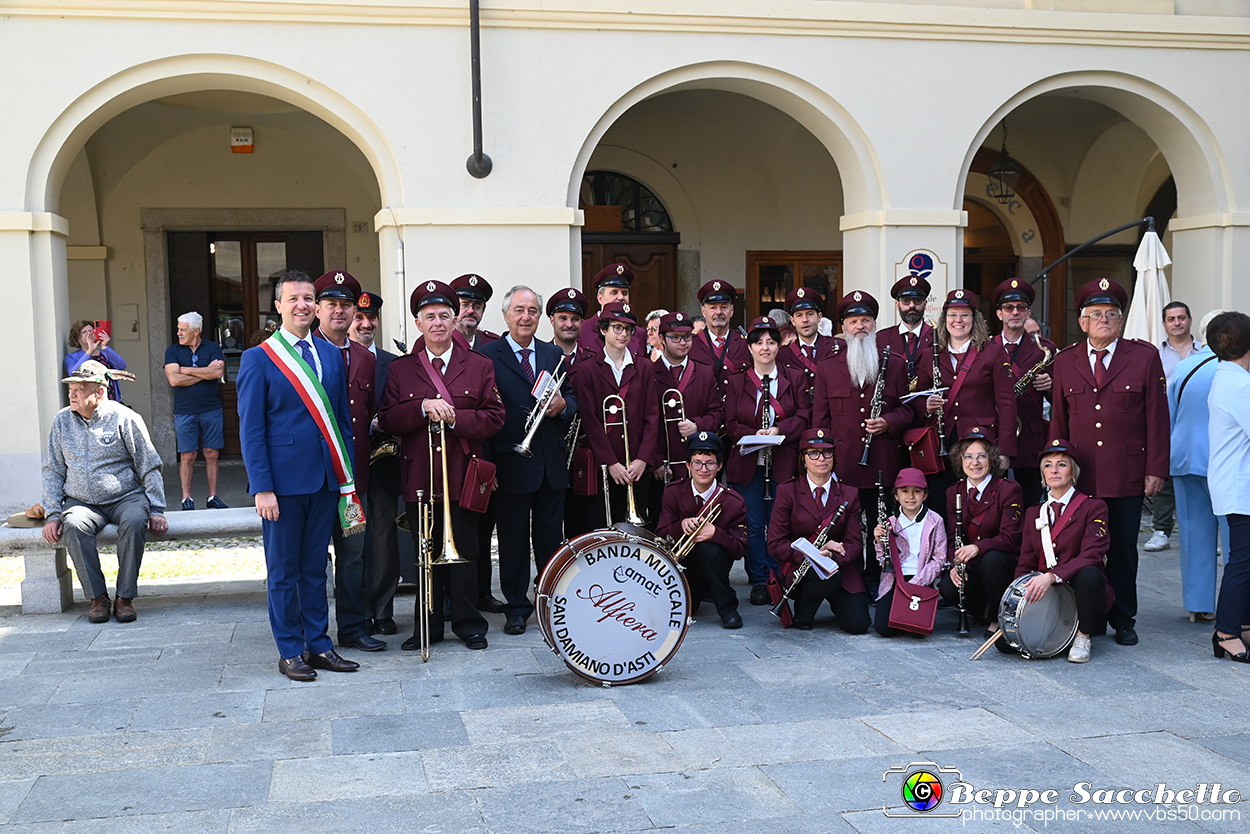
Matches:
[413,489,433,662]
[661,388,686,485]
[669,497,722,562]
[513,356,566,458]
[429,421,470,567]
[602,393,646,525]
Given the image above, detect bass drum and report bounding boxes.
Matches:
[536,526,691,686]
[999,571,1078,659]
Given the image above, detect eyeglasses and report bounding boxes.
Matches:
[961,453,989,463]
[608,324,635,335]
[999,304,1030,313]
[1081,311,1122,323]
[804,449,835,460]
[664,334,693,343]
[689,460,719,470]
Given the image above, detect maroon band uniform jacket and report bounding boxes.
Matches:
[690,328,752,386]
[573,351,662,472]
[767,478,864,594]
[993,333,1056,468]
[928,341,1019,458]
[315,331,377,493]
[1016,494,1116,613]
[377,345,506,504]
[1048,338,1169,498]
[723,365,811,486]
[778,335,840,401]
[656,481,748,562]
[945,476,1024,563]
[651,357,725,479]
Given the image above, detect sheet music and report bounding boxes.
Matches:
[791,538,838,580]
[737,434,786,454]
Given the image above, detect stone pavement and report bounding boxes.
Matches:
[0,531,1247,833]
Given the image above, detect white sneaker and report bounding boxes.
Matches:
[1068,633,1091,663]
[1144,531,1171,552]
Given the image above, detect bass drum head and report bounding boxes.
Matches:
[999,572,1079,659]
[536,529,691,686]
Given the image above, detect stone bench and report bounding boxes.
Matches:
[0,507,262,613]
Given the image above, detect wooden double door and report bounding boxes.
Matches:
[581,233,679,319]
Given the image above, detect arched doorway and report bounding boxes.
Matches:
[962,199,1018,322]
[579,171,680,321]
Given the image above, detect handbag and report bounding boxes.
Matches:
[902,427,944,475]
[459,456,496,513]
[887,573,940,635]
[766,568,794,629]
[571,448,599,496]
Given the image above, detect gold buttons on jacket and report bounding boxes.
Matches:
[1095,422,1102,429]
[1097,441,1104,447]
[1095,404,1101,410]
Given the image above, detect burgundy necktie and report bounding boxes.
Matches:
[905,332,916,351]
[814,485,825,506]
[805,345,816,361]
[519,348,535,383]
[341,346,350,372]
[695,494,704,509]
[1093,349,1108,386]
[431,357,445,375]
[1049,501,1062,528]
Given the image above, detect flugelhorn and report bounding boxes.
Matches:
[513,356,567,458]
[429,420,470,566]
[670,497,723,563]
[661,387,686,485]
[603,393,645,525]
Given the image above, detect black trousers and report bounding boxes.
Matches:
[1013,467,1044,511]
[365,478,401,622]
[873,577,934,637]
[329,494,369,642]
[1069,565,1109,636]
[1103,495,1143,630]
[793,572,870,633]
[404,501,488,640]
[924,466,956,519]
[588,478,653,530]
[686,541,739,619]
[937,549,1017,624]
[857,486,884,587]
[564,490,593,541]
[494,485,566,620]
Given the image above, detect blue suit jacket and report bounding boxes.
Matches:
[237,336,355,496]
[480,336,577,494]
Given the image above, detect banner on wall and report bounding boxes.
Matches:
[894,250,947,322]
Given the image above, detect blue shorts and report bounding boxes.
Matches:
[175,410,225,454]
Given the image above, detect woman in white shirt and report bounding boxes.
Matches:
[1205,311,1250,663]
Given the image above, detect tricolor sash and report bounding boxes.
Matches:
[260,335,366,536]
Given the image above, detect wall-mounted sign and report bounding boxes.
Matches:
[895,249,947,322]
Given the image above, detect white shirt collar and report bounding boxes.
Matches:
[806,474,837,501]
[1001,333,1024,346]
[366,342,377,356]
[899,321,923,336]
[277,326,311,346]
[798,334,819,348]
[1049,484,1078,511]
[949,339,971,355]
[1088,338,1119,360]
[691,480,718,502]
[504,332,533,355]
[966,474,993,501]
[663,356,688,372]
[425,343,454,368]
[603,347,634,370]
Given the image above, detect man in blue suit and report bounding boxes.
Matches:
[237,270,363,682]
[480,286,577,634]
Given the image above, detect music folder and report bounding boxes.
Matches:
[791,538,838,580]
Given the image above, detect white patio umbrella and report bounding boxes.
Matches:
[1123,227,1172,345]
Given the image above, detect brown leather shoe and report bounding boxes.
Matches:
[303,649,360,673]
[278,655,317,682]
[87,594,110,624]
[113,597,137,623]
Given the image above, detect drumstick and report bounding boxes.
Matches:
[969,629,1003,661]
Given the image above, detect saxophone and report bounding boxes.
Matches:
[1013,334,1054,398]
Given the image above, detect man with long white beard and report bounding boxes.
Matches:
[813,291,915,596]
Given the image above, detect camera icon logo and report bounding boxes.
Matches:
[883,761,964,818]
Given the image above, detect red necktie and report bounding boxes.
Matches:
[905,332,915,351]
[431,357,444,375]
[1093,349,1108,386]
[968,487,977,509]
[814,485,825,506]
[715,336,725,353]
[1049,501,1062,527]
[695,494,704,509]
[805,345,816,361]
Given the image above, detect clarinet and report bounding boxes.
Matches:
[770,500,850,617]
[954,489,970,636]
[860,345,892,466]
[877,469,891,573]
[760,373,774,501]
[932,326,949,458]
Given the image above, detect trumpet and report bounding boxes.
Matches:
[771,500,850,617]
[669,498,723,563]
[429,420,470,566]
[603,393,645,525]
[661,388,686,485]
[513,357,567,458]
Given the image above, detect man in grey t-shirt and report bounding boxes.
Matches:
[42,361,167,623]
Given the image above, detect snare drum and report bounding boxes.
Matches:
[998,571,1078,659]
[536,526,691,686]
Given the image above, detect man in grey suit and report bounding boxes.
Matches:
[350,292,403,635]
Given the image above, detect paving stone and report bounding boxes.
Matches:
[228,792,487,834]
[560,732,686,778]
[204,719,331,763]
[0,728,210,778]
[0,778,36,825]
[841,807,1036,832]
[859,707,1034,753]
[401,675,534,713]
[422,739,574,790]
[1191,732,1250,763]
[0,677,60,710]
[627,766,799,826]
[262,681,404,722]
[612,691,768,732]
[460,699,634,744]
[475,776,651,834]
[0,700,140,742]
[86,622,236,650]
[716,718,905,766]
[331,711,468,754]
[49,665,225,703]
[60,809,232,833]
[155,642,271,667]
[269,751,426,801]
[660,728,751,770]
[19,648,161,677]
[12,761,271,823]
[129,690,264,731]
[763,754,918,816]
[1057,731,1250,789]
[0,652,36,679]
